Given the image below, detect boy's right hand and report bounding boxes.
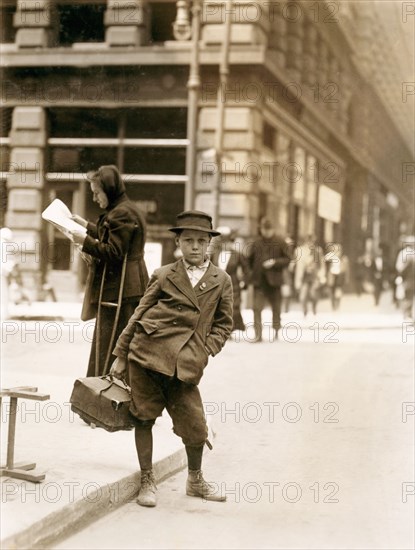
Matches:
[110,357,127,380]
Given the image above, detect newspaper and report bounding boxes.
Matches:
[42,199,87,242]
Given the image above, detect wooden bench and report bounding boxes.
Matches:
[1,386,50,482]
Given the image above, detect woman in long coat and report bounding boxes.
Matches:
[71,165,149,377]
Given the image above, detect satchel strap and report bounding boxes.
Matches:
[98,375,130,395]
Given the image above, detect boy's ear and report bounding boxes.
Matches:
[175,235,180,247]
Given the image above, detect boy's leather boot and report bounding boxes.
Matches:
[137,469,157,507]
[186,469,226,502]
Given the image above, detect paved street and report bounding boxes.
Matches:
[49,307,414,549]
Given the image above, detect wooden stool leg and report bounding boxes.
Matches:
[6,397,18,469]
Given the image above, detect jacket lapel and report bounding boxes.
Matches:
[194,263,220,298]
[167,260,200,309]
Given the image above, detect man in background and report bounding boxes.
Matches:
[247,218,291,342]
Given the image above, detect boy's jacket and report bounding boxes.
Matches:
[113,260,233,385]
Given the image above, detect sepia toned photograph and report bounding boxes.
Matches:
[1,1,414,548]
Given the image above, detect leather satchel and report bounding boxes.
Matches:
[70,375,133,432]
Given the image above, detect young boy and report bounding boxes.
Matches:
[110,210,233,507]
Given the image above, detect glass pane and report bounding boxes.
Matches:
[124,107,187,139]
[49,108,118,138]
[124,147,185,175]
[57,4,106,45]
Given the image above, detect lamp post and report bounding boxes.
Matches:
[185,0,202,210]
[212,0,233,228]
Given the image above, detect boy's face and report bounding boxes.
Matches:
[176,229,211,266]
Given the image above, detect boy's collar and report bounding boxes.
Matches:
[182,258,210,270]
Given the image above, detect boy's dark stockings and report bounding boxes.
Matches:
[134,424,153,471]
[135,425,205,472]
[185,444,204,471]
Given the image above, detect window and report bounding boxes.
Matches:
[149,2,177,43]
[262,121,275,150]
[57,3,106,45]
[0,2,16,43]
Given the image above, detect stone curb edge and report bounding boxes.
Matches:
[1,448,187,550]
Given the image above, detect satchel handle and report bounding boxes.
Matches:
[98,374,130,395]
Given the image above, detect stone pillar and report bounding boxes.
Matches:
[195,104,258,236]
[104,0,149,46]
[173,0,191,40]
[285,1,303,83]
[202,0,269,46]
[6,107,47,298]
[268,0,287,69]
[327,54,340,119]
[317,38,329,87]
[302,22,318,101]
[14,0,57,48]
[338,70,352,135]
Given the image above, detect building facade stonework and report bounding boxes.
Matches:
[1,0,413,296]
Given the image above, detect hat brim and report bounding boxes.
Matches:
[169,225,221,236]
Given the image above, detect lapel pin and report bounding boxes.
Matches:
[200,282,207,290]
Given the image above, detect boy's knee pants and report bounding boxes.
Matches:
[129,360,208,447]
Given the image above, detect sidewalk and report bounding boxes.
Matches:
[0,291,409,549]
[7,290,408,329]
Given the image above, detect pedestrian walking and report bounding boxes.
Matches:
[1,227,15,320]
[70,165,149,377]
[211,226,249,333]
[281,235,296,313]
[372,246,384,306]
[294,235,326,316]
[110,210,233,507]
[325,243,350,311]
[246,218,291,342]
[395,237,415,321]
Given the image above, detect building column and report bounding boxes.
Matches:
[6,107,47,298]
[202,1,269,46]
[268,0,287,68]
[327,55,341,120]
[302,21,318,102]
[195,104,258,236]
[338,71,352,135]
[317,37,329,92]
[104,0,149,46]
[14,0,57,48]
[285,1,304,83]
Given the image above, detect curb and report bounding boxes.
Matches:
[1,448,187,550]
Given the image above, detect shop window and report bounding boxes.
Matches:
[0,180,8,226]
[1,147,11,172]
[124,147,185,175]
[125,182,184,226]
[49,108,118,138]
[125,107,187,139]
[1,2,16,43]
[0,107,12,137]
[49,189,73,270]
[79,147,119,171]
[57,3,106,45]
[262,122,275,150]
[149,2,176,43]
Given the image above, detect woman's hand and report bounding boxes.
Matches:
[70,230,86,246]
[262,258,276,269]
[110,357,127,380]
[71,214,88,228]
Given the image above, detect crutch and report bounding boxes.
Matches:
[95,253,128,377]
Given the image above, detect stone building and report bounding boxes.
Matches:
[1,0,413,297]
